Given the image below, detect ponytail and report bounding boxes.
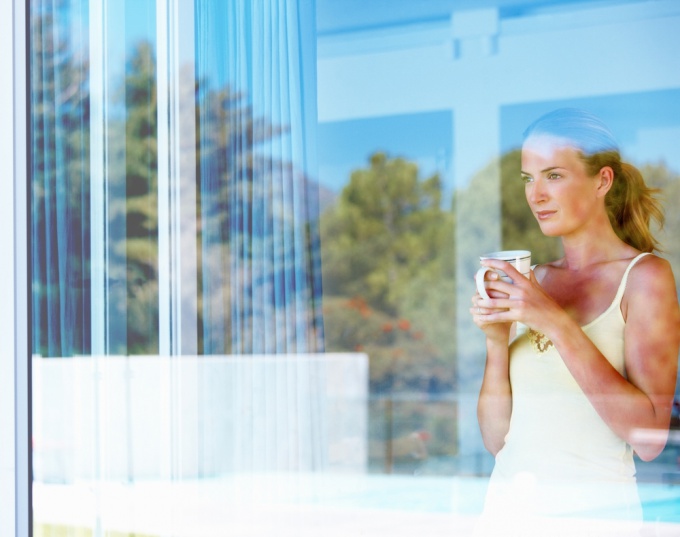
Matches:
[604,161,664,253]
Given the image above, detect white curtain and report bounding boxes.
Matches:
[195,0,324,356]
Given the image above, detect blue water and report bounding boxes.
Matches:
[295,474,680,523]
[639,484,680,523]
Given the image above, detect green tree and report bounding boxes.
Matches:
[320,153,456,392]
[321,152,452,314]
[121,41,160,353]
[640,162,680,291]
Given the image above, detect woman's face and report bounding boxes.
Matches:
[521,134,606,239]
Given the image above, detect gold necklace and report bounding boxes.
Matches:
[528,327,554,354]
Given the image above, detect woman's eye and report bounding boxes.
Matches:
[521,175,533,183]
[547,172,561,180]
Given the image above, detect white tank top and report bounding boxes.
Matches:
[475,253,650,534]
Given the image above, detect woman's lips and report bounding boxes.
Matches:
[535,210,556,220]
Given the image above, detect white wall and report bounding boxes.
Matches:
[32,354,369,482]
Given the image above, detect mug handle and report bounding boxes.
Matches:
[475,267,494,300]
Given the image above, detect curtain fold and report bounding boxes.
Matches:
[195,0,324,356]
[31,0,91,358]
[194,0,326,472]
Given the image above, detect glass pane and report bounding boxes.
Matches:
[29,0,680,536]
[316,0,680,534]
[31,0,332,535]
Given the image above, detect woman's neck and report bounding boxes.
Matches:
[559,224,635,271]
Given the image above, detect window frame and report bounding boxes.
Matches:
[0,0,31,535]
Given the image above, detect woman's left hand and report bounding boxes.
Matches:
[474,259,565,335]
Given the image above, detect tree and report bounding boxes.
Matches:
[321,153,452,313]
[122,41,160,354]
[320,153,456,393]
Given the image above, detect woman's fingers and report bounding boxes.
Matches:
[472,296,510,317]
[480,259,529,290]
[480,258,522,277]
[481,279,517,298]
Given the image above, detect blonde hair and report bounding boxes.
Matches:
[523,108,664,252]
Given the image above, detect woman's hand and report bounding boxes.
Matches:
[470,268,514,345]
[471,259,565,338]
[471,264,518,455]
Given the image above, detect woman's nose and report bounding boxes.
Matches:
[528,179,547,204]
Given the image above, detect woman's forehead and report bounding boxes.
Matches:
[522,134,576,155]
[521,135,584,170]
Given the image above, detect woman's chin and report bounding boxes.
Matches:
[536,222,562,237]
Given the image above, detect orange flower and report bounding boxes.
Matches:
[397,319,411,331]
[381,322,394,333]
[346,296,372,318]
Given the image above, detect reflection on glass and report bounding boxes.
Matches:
[28,0,680,535]
[31,0,329,535]
[195,0,323,355]
[31,0,91,358]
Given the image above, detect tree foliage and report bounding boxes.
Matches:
[123,41,160,353]
[320,153,456,393]
[321,153,452,314]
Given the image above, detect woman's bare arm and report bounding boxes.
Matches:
[477,338,513,455]
[548,256,680,460]
[472,273,516,456]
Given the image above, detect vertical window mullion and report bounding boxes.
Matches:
[1,0,30,535]
[89,0,107,357]
[157,0,172,357]
[158,0,198,358]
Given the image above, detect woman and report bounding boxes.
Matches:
[471,108,680,536]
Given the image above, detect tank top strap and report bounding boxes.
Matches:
[611,252,652,307]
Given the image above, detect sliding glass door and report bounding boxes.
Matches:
[30,1,342,535]
[24,0,680,535]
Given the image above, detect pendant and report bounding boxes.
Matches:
[528,327,554,354]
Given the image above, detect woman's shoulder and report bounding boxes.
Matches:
[622,253,678,317]
[626,252,676,292]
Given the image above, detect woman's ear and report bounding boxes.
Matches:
[596,166,615,197]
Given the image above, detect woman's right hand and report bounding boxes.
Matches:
[470,271,513,345]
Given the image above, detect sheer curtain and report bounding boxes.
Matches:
[31,0,91,358]
[195,0,324,356]
[32,0,332,517]
[30,0,326,360]
[192,0,327,473]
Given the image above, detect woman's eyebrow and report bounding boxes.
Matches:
[520,166,565,175]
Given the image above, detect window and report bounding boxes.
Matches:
[18,0,680,535]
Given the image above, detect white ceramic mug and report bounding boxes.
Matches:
[475,250,531,300]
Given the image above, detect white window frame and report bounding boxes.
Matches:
[0,0,31,535]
